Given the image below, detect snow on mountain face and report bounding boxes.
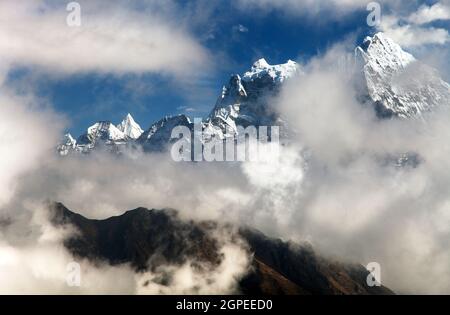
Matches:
[78,121,126,145]
[63,133,76,146]
[117,113,144,139]
[57,114,146,155]
[205,59,300,141]
[356,32,450,118]
[138,115,192,152]
[242,58,298,84]
[56,133,77,156]
[206,75,247,139]
[60,56,299,155]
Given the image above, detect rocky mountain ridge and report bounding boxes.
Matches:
[49,202,394,295]
[57,32,450,156]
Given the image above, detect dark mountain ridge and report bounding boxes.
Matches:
[49,202,394,295]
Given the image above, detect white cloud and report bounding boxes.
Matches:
[380,15,449,47]
[274,43,450,294]
[374,1,450,84]
[408,2,450,25]
[0,0,209,78]
[137,242,250,294]
[0,93,63,207]
[0,203,249,294]
[233,24,249,33]
[2,59,450,293]
[379,3,450,48]
[236,0,450,50]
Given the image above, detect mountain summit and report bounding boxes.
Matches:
[204,58,299,141]
[117,113,144,139]
[356,32,450,118]
[57,33,450,155]
[242,58,298,84]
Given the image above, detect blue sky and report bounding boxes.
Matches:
[4,0,446,137]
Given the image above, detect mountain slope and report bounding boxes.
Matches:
[356,32,450,118]
[49,202,394,295]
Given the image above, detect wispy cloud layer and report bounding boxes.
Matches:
[408,2,450,25]
[0,0,209,78]
[379,1,450,48]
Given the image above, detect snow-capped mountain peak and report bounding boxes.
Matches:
[56,133,77,156]
[87,122,125,141]
[63,133,76,146]
[58,117,143,154]
[243,58,298,83]
[358,33,416,69]
[76,121,126,148]
[204,59,300,141]
[252,58,270,69]
[356,32,450,118]
[117,113,144,139]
